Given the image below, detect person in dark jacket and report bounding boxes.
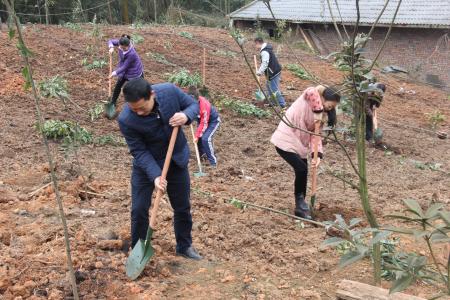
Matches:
[108,34,144,107]
[118,77,202,260]
[365,83,386,141]
[254,37,286,108]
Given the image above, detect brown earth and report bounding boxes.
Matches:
[0,24,449,299]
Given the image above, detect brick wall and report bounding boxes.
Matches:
[310,25,450,86]
[233,20,450,86]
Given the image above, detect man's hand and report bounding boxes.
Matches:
[154,176,167,192]
[109,47,114,54]
[256,71,262,76]
[311,157,321,168]
[193,137,198,143]
[109,71,117,79]
[169,112,188,127]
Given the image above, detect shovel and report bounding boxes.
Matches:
[309,121,321,217]
[372,108,383,144]
[104,52,116,119]
[253,55,265,102]
[190,124,207,177]
[125,126,179,280]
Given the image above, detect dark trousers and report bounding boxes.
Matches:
[130,162,192,252]
[197,119,220,166]
[366,114,373,141]
[276,147,308,196]
[111,77,127,105]
[111,74,144,105]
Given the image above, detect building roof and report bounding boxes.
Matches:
[229,0,450,28]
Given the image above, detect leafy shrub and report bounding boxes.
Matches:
[146,52,175,66]
[426,110,445,129]
[213,49,237,58]
[94,134,126,146]
[82,58,107,70]
[131,34,144,44]
[89,103,104,121]
[39,76,69,100]
[39,120,93,145]
[178,31,193,39]
[217,97,270,118]
[62,22,82,31]
[167,69,202,88]
[286,64,312,80]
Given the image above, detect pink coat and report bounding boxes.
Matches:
[271,87,324,159]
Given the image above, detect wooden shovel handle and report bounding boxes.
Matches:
[149,126,179,229]
[108,53,113,97]
[311,121,320,195]
[254,55,260,84]
[373,108,378,130]
[202,48,206,86]
[190,124,203,173]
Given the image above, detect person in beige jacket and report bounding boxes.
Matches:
[271,85,341,219]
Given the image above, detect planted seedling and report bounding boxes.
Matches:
[286,64,312,80]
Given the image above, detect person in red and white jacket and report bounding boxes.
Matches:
[188,87,221,167]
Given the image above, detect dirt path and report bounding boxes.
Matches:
[0,25,449,299]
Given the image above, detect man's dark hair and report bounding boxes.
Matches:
[123,78,152,103]
[119,35,131,46]
[254,37,264,44]
[323,87,341,103]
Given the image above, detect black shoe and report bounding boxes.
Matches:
[176,246,202,260]
[294,194,312,220]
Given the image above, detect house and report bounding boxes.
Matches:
[229,0,450,86]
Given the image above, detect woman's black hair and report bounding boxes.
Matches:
[323,87,341,103]
[254,37,264,43]
[187,86,199,100]
[327,108,337,128]
[119,34,131,46]
[375,83,386,92]
[123,78,152,103]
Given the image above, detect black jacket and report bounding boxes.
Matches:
[261,44,282,80]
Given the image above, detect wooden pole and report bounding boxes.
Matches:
[153,0,157,23]
[202,48,206,86]
[44,0,49,25]
[107,0,113,24]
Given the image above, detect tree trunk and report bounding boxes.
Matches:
[107,0,113,24]
[355,92,381,285]
[121,0,130,24]
[44,0,49,25]
[153,0,157,23]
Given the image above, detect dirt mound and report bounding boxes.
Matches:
[0,25,449,299]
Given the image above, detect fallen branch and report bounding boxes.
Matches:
[228,198,327,228]
[29,182,52,197]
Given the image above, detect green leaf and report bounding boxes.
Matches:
[8,28,16,40]
[425,203,444,219]
[321,237,346,248]
[339,249,367,268]
[390,273,414,294]
[349,218,362,228]
[429,231,450,244]
[369,230,392,246]
[17,41,34,57]
[383,226,416,235]
[403,199,424,218]
[439,211,450,226]
[21,66,31,90]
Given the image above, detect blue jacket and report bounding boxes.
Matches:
[118,83,199,182]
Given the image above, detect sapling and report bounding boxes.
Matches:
[4,1,79,298]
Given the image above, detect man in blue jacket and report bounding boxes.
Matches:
[118,77,201,260]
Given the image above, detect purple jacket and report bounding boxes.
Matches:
[108,39,144,80]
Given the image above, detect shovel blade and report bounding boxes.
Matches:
[125,227,155,280]
[255,90,265,102]
[104,102,117,120]
[374,128,383,144]
[193,171,207,177]
[310,194,316,215]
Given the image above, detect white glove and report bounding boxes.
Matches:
[109,47,114,54]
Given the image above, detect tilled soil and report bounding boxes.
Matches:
[0,25,449,299]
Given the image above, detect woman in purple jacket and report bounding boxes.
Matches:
[108,34,144,107]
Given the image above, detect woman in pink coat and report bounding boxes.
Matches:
[271,85,341,219]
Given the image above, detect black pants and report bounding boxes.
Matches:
[366,114,373,141]
[130,162,192,252]
[111,74,144,105]
[275,147,308,196]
